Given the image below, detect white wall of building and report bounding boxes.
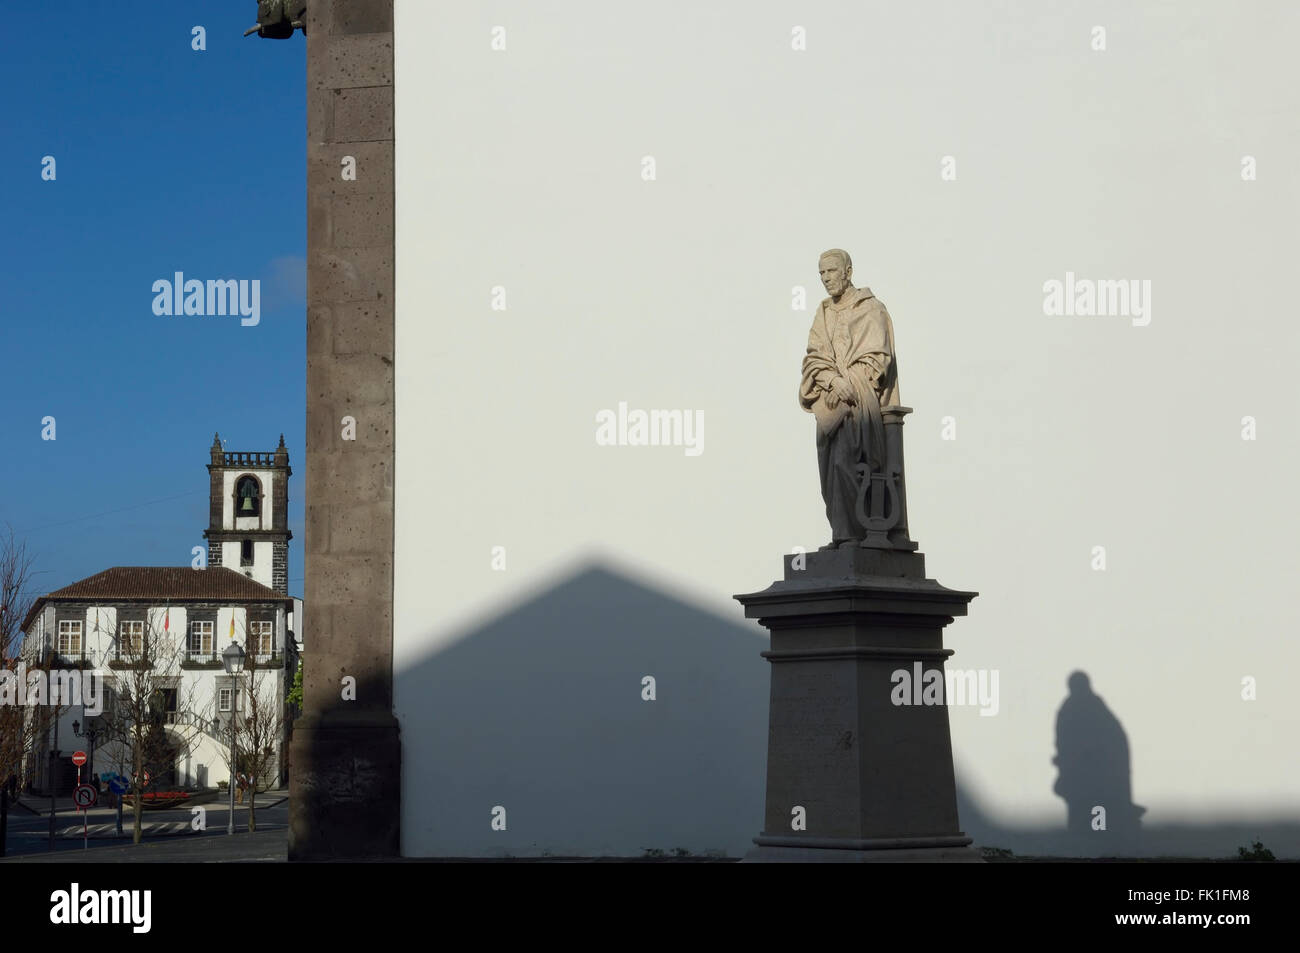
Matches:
[218,540,274,590]
[393,0,1300,857]
[289,597,304,653]
[23,600,288,791]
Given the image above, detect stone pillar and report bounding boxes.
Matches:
[857,405,917,551]
[207,433,224,531]
[289,0,400,860]
[736,548,980,861]
[272,541,288,596]
[882,406,917,551]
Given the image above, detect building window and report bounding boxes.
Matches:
[189,620,214,656]
[149,687,179,724]
[57,620,82,656]
[249,620,274,657]
[236,476,261,518]
[240,539,254,566]
[119,620,144,656]
[218,686,244,713]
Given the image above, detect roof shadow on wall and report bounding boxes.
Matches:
[393,570,1300,860]
[395,561,770,858]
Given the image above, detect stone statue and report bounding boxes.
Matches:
[799,249,902,548]
[245,0,307,39]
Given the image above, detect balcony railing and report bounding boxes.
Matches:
[181,649,280,669]
[166,709,229,744]
[224,451,276,466]
[47,653,93,670]
[181,649,222,669]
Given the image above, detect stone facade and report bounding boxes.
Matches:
[272,541,288,595]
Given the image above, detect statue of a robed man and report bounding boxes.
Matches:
[799,249,901,547]
[244,0,307,38]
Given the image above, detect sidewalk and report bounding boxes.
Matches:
[0,828,289,863]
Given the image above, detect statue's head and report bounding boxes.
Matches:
[818,249,853,298]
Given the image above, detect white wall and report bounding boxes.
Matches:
[289,597,303,652]
[394,0,1300,857]
[220,536,274,590]
[25,600,287,791]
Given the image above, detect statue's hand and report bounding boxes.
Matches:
[825,389,840,410]
[830,377,855,405]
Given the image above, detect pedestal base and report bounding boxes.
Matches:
[745,834,984,863]
[288,710,401,860]
[736,550,979,864]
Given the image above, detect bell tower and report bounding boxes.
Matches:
[203,433,292,594]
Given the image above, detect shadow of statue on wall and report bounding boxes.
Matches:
[1052,670,1145,852]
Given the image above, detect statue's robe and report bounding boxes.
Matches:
[799,286,900,542]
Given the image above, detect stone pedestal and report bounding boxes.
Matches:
[288,709,401,859]
[736,548,980,862]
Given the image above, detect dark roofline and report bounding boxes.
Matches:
[21,591,295,635]
[20,567,295,633]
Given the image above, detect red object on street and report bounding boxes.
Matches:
[71,751,87,767]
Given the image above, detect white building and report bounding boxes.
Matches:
[21,435,298,793]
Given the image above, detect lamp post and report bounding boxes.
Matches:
[71,718,101,781]
[221,641,245,835]
[47,712,58,850]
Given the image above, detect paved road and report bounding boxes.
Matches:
[1,797,288,859]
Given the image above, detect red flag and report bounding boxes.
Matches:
[164,608,169,632]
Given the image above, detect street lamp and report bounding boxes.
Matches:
[221,641,245,835]
[71,719,101,779]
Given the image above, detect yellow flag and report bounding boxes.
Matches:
[229,614,236,639]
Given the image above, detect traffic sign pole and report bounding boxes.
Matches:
[71,753,89,851]
[107,774,127,835]
[72,783,97,849]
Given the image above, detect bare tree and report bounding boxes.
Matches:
[91,607,200,845]
[0,527,40,857]
[207,626,287,833]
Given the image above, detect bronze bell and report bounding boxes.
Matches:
[240,495,256,513]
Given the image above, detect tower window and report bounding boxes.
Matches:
[240,539,254,566]
[236,475,262,518]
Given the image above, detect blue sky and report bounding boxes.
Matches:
[0,3,305,603]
